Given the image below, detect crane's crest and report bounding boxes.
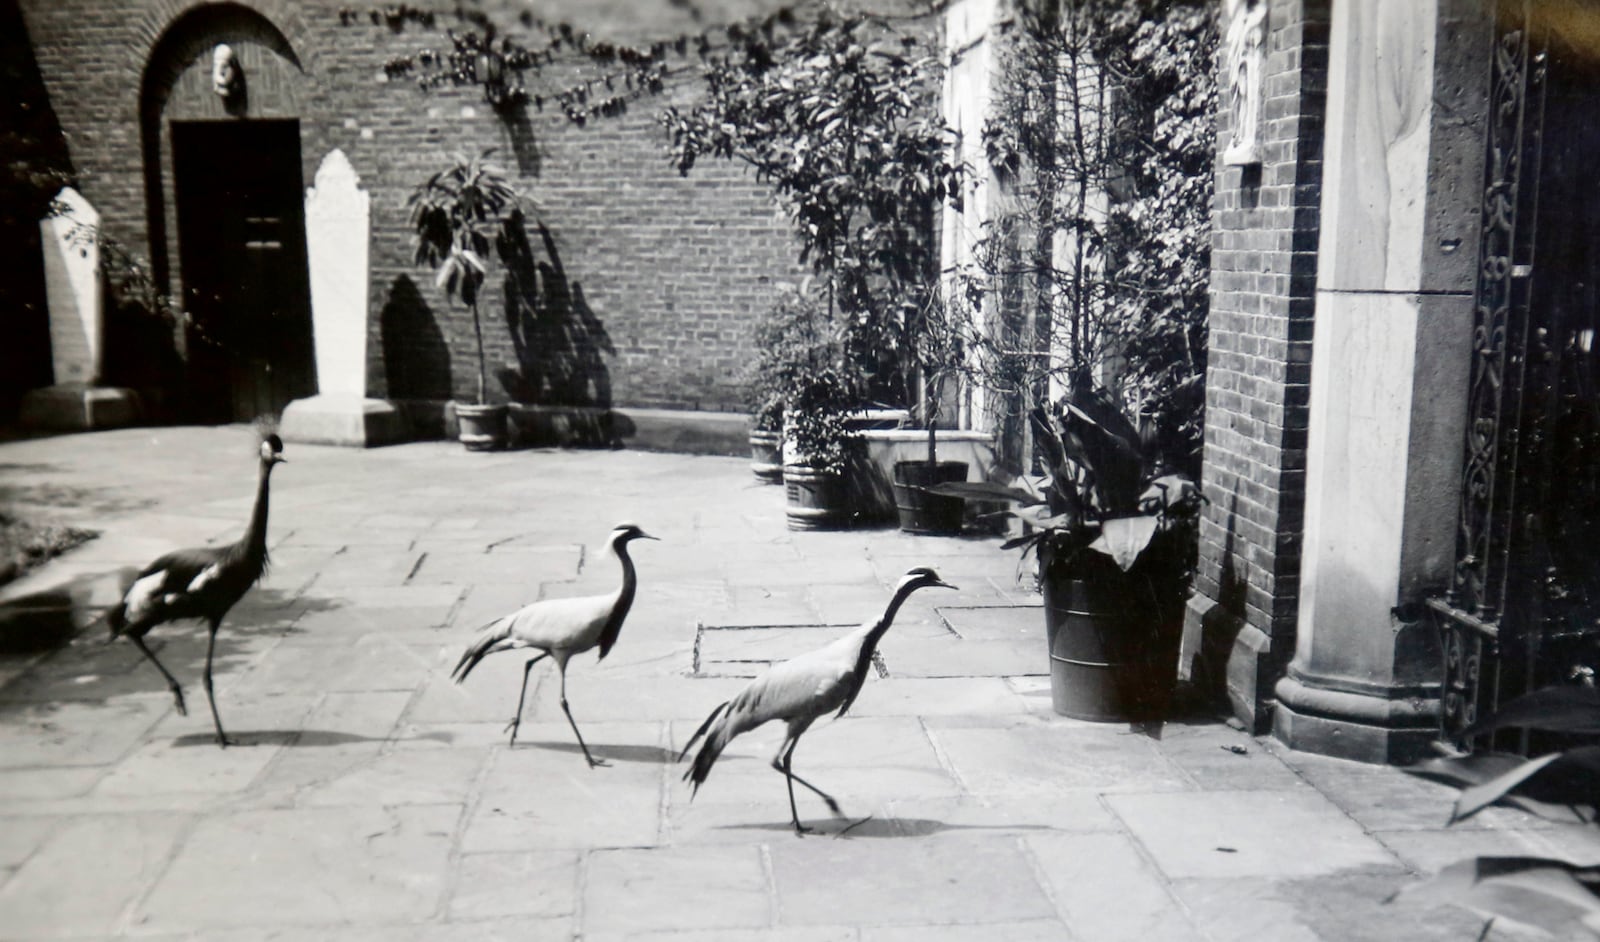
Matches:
[610,522,655,543]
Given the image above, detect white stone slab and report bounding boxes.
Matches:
[304,149,369,398]
[40,187,101,385]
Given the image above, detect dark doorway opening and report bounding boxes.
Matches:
[172,119,315,423]
[1434,6,1600,754]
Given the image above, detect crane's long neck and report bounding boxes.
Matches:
[239,460,275,566]
[596,537,637,655]
[860,579,922,655]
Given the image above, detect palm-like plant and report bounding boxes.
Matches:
[409,149,520,405]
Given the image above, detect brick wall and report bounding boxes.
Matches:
[18,0,812,413]
[1188,0,1329,730]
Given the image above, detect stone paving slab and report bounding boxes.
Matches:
[926,716,1192,795]
[1027,831,1204,942]
[409,545,584,586]
[0,698,164,768]
[133,804,461,934]
[586,845,771,934]
[767,835,1057,927]
[0,812,192,940]
[0,428,1571,940]
[449,849,580,921]
[1106,789,1400,879]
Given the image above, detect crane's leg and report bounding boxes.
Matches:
[771,734,842,815]
[504,652,549,746]
[128,635,186,716]
[202,622,230,748]
[773,730,843,836]
[555,660,608,769]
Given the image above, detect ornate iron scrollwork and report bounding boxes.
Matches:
[1454,0,1547,621]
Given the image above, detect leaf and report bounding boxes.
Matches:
[1088,515,1160,571]
[924,481,1045,505]
[1391,856,1600,937]
[1452,753,1566,823]
[1015,505,1071,531]
[1403,753,1597,824]
[1463,685,1600,738]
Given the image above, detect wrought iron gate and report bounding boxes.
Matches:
[1431,0,1600,753]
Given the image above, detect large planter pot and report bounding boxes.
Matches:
[783,463,850,531]
[1041,551,1182,722]
[892,460,968,535]
[749,428,783,484]
[456,402,509,451]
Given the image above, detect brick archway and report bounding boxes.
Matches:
[138,2,316,422]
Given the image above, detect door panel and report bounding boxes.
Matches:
[172,119,315,423]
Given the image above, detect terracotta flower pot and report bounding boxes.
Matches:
[456,402,509,451]
[892,460,968,535]
[750,428,783,484]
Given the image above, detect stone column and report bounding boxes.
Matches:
[19,187,140,430]
[280,149,407,446]
[1272,0,1487,762]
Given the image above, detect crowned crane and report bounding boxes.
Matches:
[107,434,287,747]
[450,522,657,767]
[679,566,957,835]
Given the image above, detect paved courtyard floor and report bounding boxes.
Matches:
[0,425,1592,940]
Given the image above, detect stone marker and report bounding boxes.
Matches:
[19,187,140,430]
[280,149,407,446]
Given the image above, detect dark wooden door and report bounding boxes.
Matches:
[172,119,315,423]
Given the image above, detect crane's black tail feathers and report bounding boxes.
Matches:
[450,621,509,684]
[677,700,728,762]
[680,701,732,798]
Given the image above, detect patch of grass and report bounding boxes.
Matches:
[0,511,98,588]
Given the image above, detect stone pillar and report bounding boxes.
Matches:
[280,149,407,446]
[1271,0,1487,762]
[19,187,140,430]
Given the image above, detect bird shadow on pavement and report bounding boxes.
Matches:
[714,817,1060,839]
[522,740,678,764]
[168,727,457,748]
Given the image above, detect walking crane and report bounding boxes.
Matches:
[679,566,956,834]
[107,433,287,747]
[451,522,657,767]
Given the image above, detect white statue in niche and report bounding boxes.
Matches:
[212,44,243,103]
[1222,0,1267,166]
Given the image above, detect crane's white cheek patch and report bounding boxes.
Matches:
[124,572,168,623]
[186,564,222,594]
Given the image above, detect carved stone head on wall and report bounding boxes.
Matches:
[1222,0,1267,165]
[212,44,244,104]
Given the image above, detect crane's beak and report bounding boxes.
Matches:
[934,579,958,591]
[637,531,659,541]
[273,455,288,465]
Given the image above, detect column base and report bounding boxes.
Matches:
[1272,669,1440,764]
[19,384,141,431]
[1180,595,1287,735]
[279,394,409,447]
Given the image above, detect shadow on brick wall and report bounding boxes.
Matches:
[496,211,614,419]
[380,274,452,401]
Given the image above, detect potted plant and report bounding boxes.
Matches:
[409,148,522,450]
[890,286,973,535]
[934,385,1203,720]
[754,286,866,530]
[742,293,797,485]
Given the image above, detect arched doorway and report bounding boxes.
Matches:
[140,4,315,423]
